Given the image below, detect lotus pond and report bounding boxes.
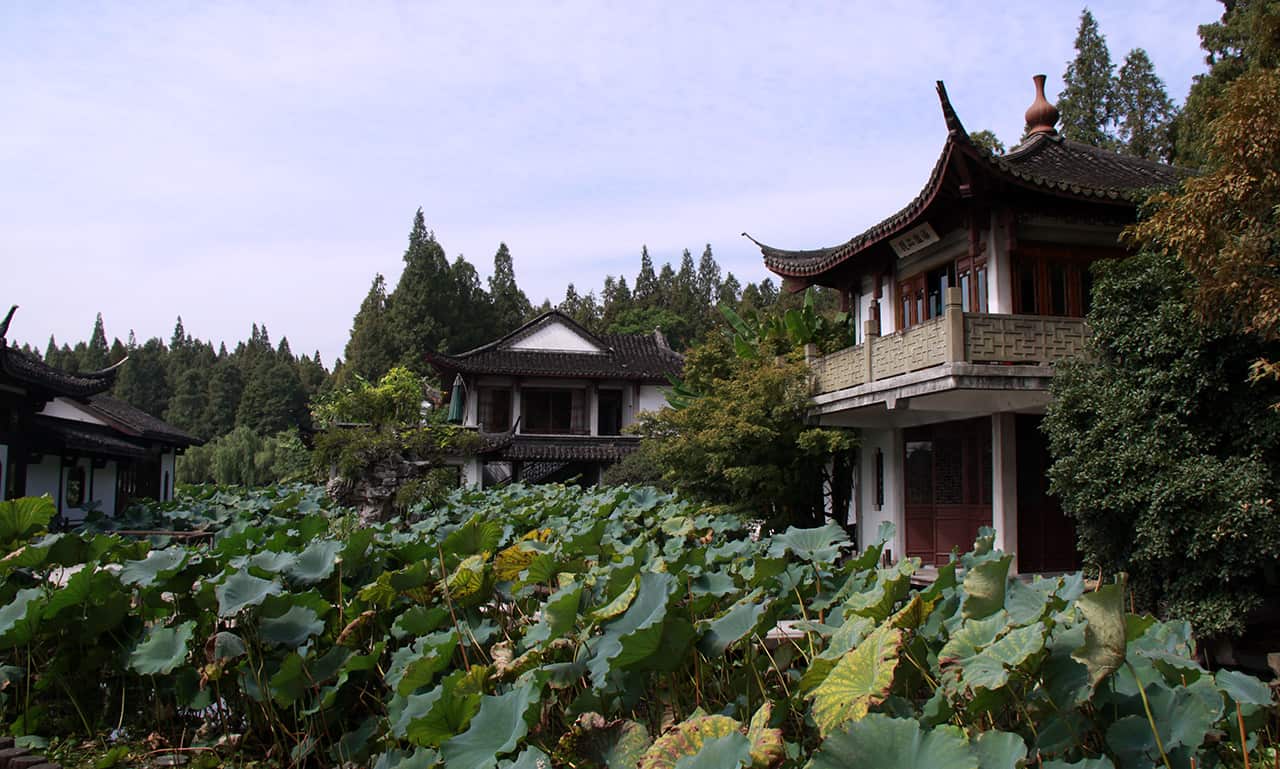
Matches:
[0,484,1274,768]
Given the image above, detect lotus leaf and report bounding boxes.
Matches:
[287,539,342,584]
[765,523,849,563]
[697,591,770,656]
[639,715,743,769]
[439,678,542,769]
[445,553,489,605]
[393,670,484,747]
[810,715,977,769]
[129,620,195,675]
[259,605,324,648]
[0,496,54,544]
[1072,581,1127,689]
[973,730,1028,769]
[523,581,582,649]
[553,713,651,769]
[962,554,1012,619]
[591,574,640,622]
[119,548,189,587]
[387,630,460,696]
[586,572,677,687]
[811,623,905,734]
[215,570,283,616]
[208,631,247,661]
[0,588,44,648]
[746,703,784,768]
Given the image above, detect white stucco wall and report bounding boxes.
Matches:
[987,210,1015,314]
[509,321,604,352]
[25,454,60,504]
[160,451,176,502]
[637,385,666,416]
[856,428,904,561]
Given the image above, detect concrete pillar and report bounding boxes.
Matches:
[991,413,1019,573]
[589,383,599,436]
[863,319,878,383]
[512,380,522,434]
[944,286,965,362]
[987,209,1015,314]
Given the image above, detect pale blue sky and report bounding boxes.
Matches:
[2,1,1219,364]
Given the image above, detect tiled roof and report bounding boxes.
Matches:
[426,311,683,382]
[0,343,120,399]
[756,81,1185,279]
[84,395,201,447]
[496,435,641,462]
[29,416,150,458]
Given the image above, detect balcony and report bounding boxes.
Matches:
[810,288,1089,398]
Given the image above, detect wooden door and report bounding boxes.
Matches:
[904,418,993,565]
[1015,415,1081,572]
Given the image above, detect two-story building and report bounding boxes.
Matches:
[1,306,201,523]
[747,76,1181,573]
[426,310,683,487]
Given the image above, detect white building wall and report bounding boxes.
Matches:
[26,455,60,504]
[160,451,176,502]
[90,460,118,517]
[991,413,1019,572]
[637,385,666,416]
[987,210,1015,314]
[855,428,904,561]
[509,322,604,352]
[39,398,109,425]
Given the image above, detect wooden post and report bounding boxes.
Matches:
[863,319,878,383]
[945,286,965,363]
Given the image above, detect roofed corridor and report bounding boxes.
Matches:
[809,288,1088,397]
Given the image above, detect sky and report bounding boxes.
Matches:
[2,1,1221,365]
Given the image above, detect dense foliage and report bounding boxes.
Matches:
[1044,252,1280,637]
[0,486,1273,768]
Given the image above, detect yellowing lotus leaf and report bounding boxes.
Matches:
[810,624,905,735]
[639,715,743,769]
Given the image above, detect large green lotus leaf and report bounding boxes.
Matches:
[810,623,905,735]
[1042,759,1115,769]
[285,539,341,584]
[259,605,324,648]
[44,564,119,620]
[0,588,45,648]
[120,548,189,587]
[1004,578,1052,627]
[372,747,438,769]
[1071,581,1127,689]
[243,549,297,574]
[445,554,490,606]
[765,523,850,563]
[441,515,503,562]
[697,591,770,656]
[270,646,352,707]
[962,555,1012,619]
[523,581,582,650]
[439,678,542,769]
[392,667,485,747]
[954,622,1046,694]
[331,716,379,765]
[209,631,247,661]
[1105,679,1221,766]
[498,746,551,769]
[938,612,1007,685]
[973,730,1027,769]
[690,571,738,597]
[843,562,913,623]
[129,620,196,675]
[586,572,677,687]
[671,733,752,769]
[387,631,460,696]
[591,574,640,622]
[639,715,742,769]
[1042,624,1091,709]
[215,570,283,616]
[0,496,54,543]
[809,715,977,769]
[1216,668,1274,723]
[393,606,451,640]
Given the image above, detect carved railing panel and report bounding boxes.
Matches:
[871,316,948,379]
[812,344,864,394]
[964,314,1088,364]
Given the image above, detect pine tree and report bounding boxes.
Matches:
[695,244,721,306]
[44,336,59,368]
[657,263,677,307]
[1113,48,1176,161]
[634,246,658,305]
[108,338,127,365]
[968,129,1006,155]
[345,274,397,381]
[444,255,493,351]
[166,367,209,438]
[82,313,109,371]
[387,209,451,369]
[488,243,533,335]
[113,338,171,418]
[236,360,306,435]
[202,359,243,437]
[1058,8,1117,147]
[718,273,742,307]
